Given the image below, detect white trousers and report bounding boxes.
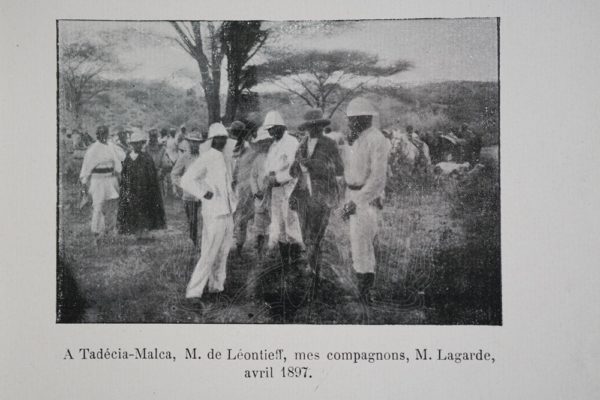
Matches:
[348,202,380,274]
[91,199,118,235]
[89,173,119,235]
[269,185,303,246]
[186,213,234,298]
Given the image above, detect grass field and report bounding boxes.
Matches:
[57,151,501,325]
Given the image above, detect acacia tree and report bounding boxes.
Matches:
[59,40,116,125]
[220,21,269,123]
[258,49,413,118]
[170,21,225,124]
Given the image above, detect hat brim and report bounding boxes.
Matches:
[252,135,272,143]
[226,127,247,133]
[264,124,286,130]
[298,119,331,131]
[185,136,207,142]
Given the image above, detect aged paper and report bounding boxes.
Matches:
[1,0,599,398]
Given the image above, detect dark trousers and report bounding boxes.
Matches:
[298,199,331,269]
[184,200,201,245]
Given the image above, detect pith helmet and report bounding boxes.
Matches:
[346,97,378,117]
[129,128,147,143]
[208,123,229,139]
[263,111,286,129]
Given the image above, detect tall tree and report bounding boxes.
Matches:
[59,40,116,125]
[258,49,413,118]
[170,21,225,124]
[220,21,269,123]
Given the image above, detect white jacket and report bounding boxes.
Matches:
[79,141,122,184]
[180,148,238,218]
[265,132,299,185]
[341,126,391,205]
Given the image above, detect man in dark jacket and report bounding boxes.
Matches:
[290,109,344,297]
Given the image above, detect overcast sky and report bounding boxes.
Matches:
[59,19,498,90]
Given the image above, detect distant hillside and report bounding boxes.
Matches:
[259,81,498,145]
[60,80,498,145]
[59,79,208,133]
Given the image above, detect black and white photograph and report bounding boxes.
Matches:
[4,0,600,398]
[56,18,500,324]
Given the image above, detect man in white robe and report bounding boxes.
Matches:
[79,125,122,243]
[109,129,128,164]
[263,111,303,267]
[340,97,391,304]
[181,123,238,299]
[165,128,180,164]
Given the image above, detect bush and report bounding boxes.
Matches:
[426,165,501,324]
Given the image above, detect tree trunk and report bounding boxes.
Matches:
[206,86,221,124]
[224,89,236,124]
[196,60,221,124]
[224,72,241,124]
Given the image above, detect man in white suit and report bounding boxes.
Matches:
[181,123,238,300]
[263,111,303,268]
[341,97,391,304]
[79,125,122,245]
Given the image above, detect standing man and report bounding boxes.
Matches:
[179,125,187,143]
[341,97,391,304]
[158,131,178,198]
[291,109,344,295]
[263,111,303,267]
[228,120,253,256]
[165,128,180,165]
[146,129,169,196]
[159,128,169,145]
[110,128,129,164]
[248,126,273,259]
[244,126,273,298]
[116,129,130,160]
[146,129,165,168]
[170,130,208,247]
[181,123,238,300]
[79,125,122,245]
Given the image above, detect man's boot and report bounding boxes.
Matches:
[356,273,375,305]
[278,241,290,268]
[362,273,375,305]
[256,235,266,261]
[289,243,302,267]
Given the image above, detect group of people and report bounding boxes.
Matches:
[76,96,392,306]
[78,126,167,243]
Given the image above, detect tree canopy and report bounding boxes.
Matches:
[257,49,413,117]
[59,40,119,125]
[220,21,269,123]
